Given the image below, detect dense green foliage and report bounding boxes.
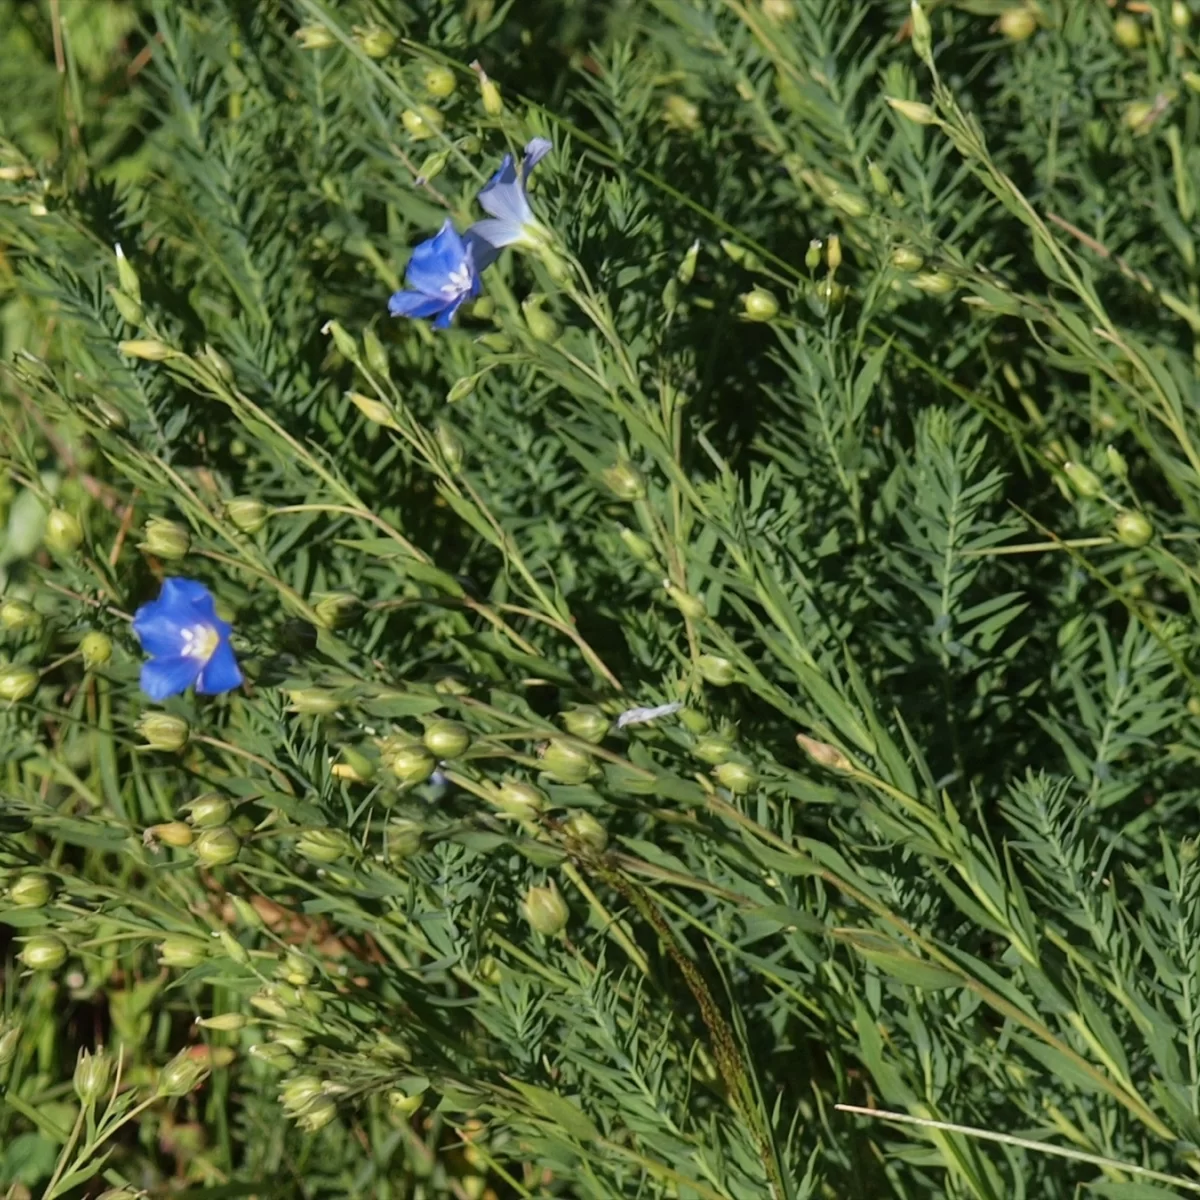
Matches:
[4,0,1200,1195]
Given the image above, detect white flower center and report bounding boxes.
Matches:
[442,263,472,297]
[180,624,220,662]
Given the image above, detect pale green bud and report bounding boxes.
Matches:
[663,94,701,131]
[158,936,209,969]
[193,826,241,866]
[0,665,38,702]
[618,526,656,563]
[157,1049,210,1096]
[796,733,852,771]
[280,1075,325,1113]
[388,1087,425,1116]
[249,988,290,1021]
[999,7,1038,39]
[139,517,190,560]
[829,190,870,218]
[313,592,360,631]
[389,744,437,785]
[1063,461,1103,498]
[714,759,759,794]
[196,1012,248,1032]
[523,880,569,936]
[563,810,609,853]
[183,794,232,828]
[522,295,560,342]
[296,829,353,864]
[401,106,443,141]
[677,238,701,285]
[295,23,337,50]
[80,631,113,669]
[493,777,548,820]
[137,712,190,752]
[668,586,707,620]
[423,719,470,758]
[693,731,734,765]
[602,461,645,501]
[741,287,779,321]
[355,25,395,58]
[1,598,41,633]
[909,1,932,63]
[1115,511,1153,548]
[323,320,358,361]
[74,1048,113,1104]
[45,508,84,553]
[697,654,736,686]
[868,160,890,196]
[911,271,955,295]
[19,935,67,971]
[1105,445,1129,481]
[115,243,141,302]
[560,706,609,744]
[386,817,424,859]
[424,64,457,97]
[217,929,250,965]
[826,234,842,273]
[434,419,465,472]
[447,375,477,404]
[887,98,937,125]
[1173,1,1191,30]
[542,739,592,785]
[0,1022,21,1066]
[118,338,177,361]
[347,390,398,427]
[296,1095,338,1132]
[145,820,194,848]
[9,873,51,908]
[250,1043,296,1071]
[287,688,342,715]
[107,285,144,326]
[1113,14,1142,48]
[890,246,924,271]
[226,496,269,534]
[805,240,822,270]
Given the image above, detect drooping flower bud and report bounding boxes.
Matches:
[9,873,51,908]
[196,1012,248,1032]
[523,880,569,936]
[158,936,209,969]
[183,794,232,828]
[226,496,269,534]
[193,826,241,866]
[401,106,443,140]
[697,654,735,686]
[0,598,40,632]
[19,934,67,971]
[137,712,190,752]
[355,25,395,57]
[423,719,470,759]
[741,287,779,322]
[296,829,353,864]
[157,1049,210,1096]
[561,706,609,744]
[45,508,84,554]
[139,517,190,561]
[80,631,112,669]
[542,739,592,785]
[493,777,548,820]
[1114,511,1153,548]
[295,23,337,50]
[0,665,38,702]
[715,759,759,794]
[563,810,609,853]
[74,1048,113,1104]
[602,461,646,501]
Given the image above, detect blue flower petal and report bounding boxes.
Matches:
[159,577,216,616]
[478,154,530,226]
[141,655,202,701]
[466,217,524,256]
[404,220,469,296]
[523,137,553,172]
[196,639,243,695]
[432,293,471,330]
[389,290,452,319]
[133,605,187,658]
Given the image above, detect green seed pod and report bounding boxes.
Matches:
[602,461,645,501]
[715,759,759,794]
[80,631,112,669]
[415,149,449,184]
[0,598,40,632]
[999,6,1038,39]
[287,688,342,715]
[563,810,609,853]
[618,526,656,563]
[542,739,592,785]
[668,586,707,620]
[523,880,569,936]
[560,706,609,744]
[313,592,360,631]
[139,517,190,561]
[194,826,241,866]
[295,23,337,49]
[434,419,465,472]
[446,374,478,404]
[74,1048,113,1104]
[697,654,736,686]
[226,496,269,534]
[887,97,937,125]
[386,817,424,859]
[356,25,395,58]
[137,712,190,752]
[423,719,470,759]
[280,1075,325,1113]
[296,1094,338,1132]
[0,665,38,702]
[230,895,264,929]
[296,829,353,864]
[494,777,548,820]
[158,936,209,969]
[423,64,457,98]
[1113,13,1142,48]
[107,285,144,326]
[196,1012,248,1032]
[693,731,734,765]
[1063,461,1103,499]
[1115,510,1153,548]
[184,794,232,828]
[401,105,443,141]
[157,1049,210,1096]
[0,1021,21,1066]
[390,744,438,786]
[19,935,67,971]
[9,873,51,908]
[146,820,194,848]
[911,271,954,295]
[44,508,84,554]
[118,338,176,361]
[741,287,779,322]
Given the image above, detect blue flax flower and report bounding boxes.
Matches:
[467,137,554,264]
[388,219,482,328]
[133,578,242,701]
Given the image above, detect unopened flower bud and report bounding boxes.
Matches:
[434,419,465,472]
[999,6,1038,39]
[226,496,269,534]
[335,746,377,783]
[296,829,353,864]
[522,296,560,342]
[184,794,232,828]
[0,1021,21,1066]
[423,719,470,758]
[201,342,235,382]
[796,733,852,771]
[390,744,437,785]
[250,1043,296,1071]
[401,105,443,140]
[829,190,870,218]
[137,712,190,752]
[715,759,759,794]
[115,243,141,302]
[118,338,176,361]
[663,93,701,131]
[107,286,144,326]
[618,526,656,563]
[447,375,477,404]
[347,390,398,427]
[826,234,842,273]
[542,739,592,785]
[386,817,424,859]
[249,988,290,1020]
[0,665,38,702]
[19,934,67,971]
[912,271,955,295]
[296,1094,338,1132]
[158,936,209,969]
[217,928,250,965]
[762,0,794,20]
[887,97,937,125]
[493,777,548,820]
[157,1049,210,1096]
[697,654,736,686]
[80,631,112,669]
[741,287,779,321]
[677,238,701,285]
[693,731,734,765]
[424,64,457,97]
[388,1087,425,1116]
[523,880,569,936]
[1173,1,1191,29]
[295,23,337,50]
[9,873,51,908]
[1,598,40,632]
[144,821,194,850]
[667,585,707,620]
[45,508,84,554]
[74,1048,113,1104]
[560,706,609,744]
[280,1075,325,1113]
[287,688,342,715]
[194,826,241,866]
[97,1190,139,1200]
[196,1012,248,1032]
[891,247,924,272]
[563,810,609,853]
[1063,461,1103,498]
[602,461,645,501]
[415,148,449,185]
[313,592,359,631]
[323,320,359,361]
[139,517,190,560]
[1115,510,1153,548]
[1105,445,1129,481]
[356,25,395,57]
[868,160,891,196]
[1113,14,1142,48]
[805,240,822,270]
